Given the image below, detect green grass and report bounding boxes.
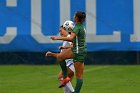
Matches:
[0,65,140,93]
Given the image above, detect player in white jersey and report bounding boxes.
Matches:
[46,25,75,93]
[60,34,75,72]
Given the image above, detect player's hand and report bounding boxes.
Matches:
[45,51,52,56]
[50,36,58,40]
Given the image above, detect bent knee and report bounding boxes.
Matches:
[76,73,83,79]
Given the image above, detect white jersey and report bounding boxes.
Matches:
[61,35,75,72]
[61,35,72,52]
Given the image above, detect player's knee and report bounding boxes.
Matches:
[76,73,83,79]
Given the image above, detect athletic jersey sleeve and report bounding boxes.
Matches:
[72,27,79,35]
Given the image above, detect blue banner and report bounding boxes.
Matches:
[0,0,140,52]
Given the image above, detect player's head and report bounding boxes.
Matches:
[74,11,86,23]
[63,20,74,33]
[59,25,68,37]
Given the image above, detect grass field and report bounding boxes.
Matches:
[0,65,140,93]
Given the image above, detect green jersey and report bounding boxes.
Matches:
[72,23,87,54]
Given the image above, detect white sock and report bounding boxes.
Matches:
[66,81,74,92]
[63,86,70,93]
[60,78,74,92]
[60,78,70,93]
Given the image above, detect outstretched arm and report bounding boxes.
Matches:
[45,51,58,58]
[50,32,76,42]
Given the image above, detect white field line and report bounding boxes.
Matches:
[84,66,109,73]
[47,66,109,78]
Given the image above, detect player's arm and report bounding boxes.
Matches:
[45,51,58,58]
[50,32,76,42]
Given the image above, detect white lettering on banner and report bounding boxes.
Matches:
[60,0,70,25]
[86,0,121,43]
[130,0,140,42]
[0,27,17,44]
[1,0,138,44]
[31,0,61,43]
[0,0,17,44]
[6,0,17,7]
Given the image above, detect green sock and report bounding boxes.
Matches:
[59,60,67,78]
[74,79,83,93]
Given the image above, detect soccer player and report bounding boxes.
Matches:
[51,11,87,93]
[46,24,75,93]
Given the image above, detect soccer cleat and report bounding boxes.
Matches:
[59,77,71,88]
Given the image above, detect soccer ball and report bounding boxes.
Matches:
[63,20,74,32]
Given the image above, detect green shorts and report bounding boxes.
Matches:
[73,53,87,63]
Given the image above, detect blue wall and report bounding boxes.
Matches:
[0,0,140,52]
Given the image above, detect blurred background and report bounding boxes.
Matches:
[0,0,140,65]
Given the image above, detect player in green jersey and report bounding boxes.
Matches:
[51,11,86,93]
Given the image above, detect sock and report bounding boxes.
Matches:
[63,86,70,93]
[74,79,83,93]
[61,78,71,93]
[59,61,67,78]
[66,81,75,92]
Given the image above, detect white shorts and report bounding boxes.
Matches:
[65,59,75,72]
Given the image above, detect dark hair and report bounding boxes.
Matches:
[60,25,63,28]
[75,11,86,23]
